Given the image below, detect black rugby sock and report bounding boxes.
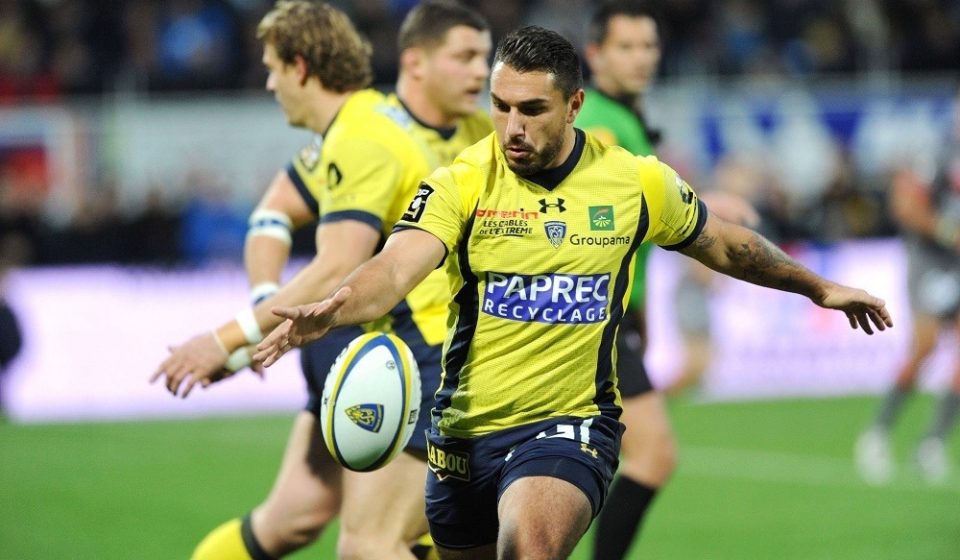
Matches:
[593,476,657,560]
[875,385,911,431]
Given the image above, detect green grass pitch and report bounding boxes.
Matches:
[2,396,958,559]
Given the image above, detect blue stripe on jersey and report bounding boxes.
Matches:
[594,195,651,418]
[390,298,429,349]
[320,210,383,233]
[662,200,709,251]
[285,163,320,215]
[433,212,478,427]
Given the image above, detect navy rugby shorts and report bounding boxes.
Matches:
[425,415,623,549]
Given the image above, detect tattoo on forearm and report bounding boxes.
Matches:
[731,233,808,293]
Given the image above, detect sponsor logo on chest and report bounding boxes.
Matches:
[475,207,539,238]
[482,272,609,324]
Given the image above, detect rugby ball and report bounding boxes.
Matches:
[321,332,421,472]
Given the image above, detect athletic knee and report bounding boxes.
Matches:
[622,429,678,485]
[498,529,572,560]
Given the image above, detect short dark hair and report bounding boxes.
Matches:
[398,0,489,52]
[588,0,660,45]
[494,26,582,98]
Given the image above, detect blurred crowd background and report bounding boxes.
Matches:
[0,0,958,268]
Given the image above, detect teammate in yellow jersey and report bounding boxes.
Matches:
[253,26,892,559]
[151,2,491,559]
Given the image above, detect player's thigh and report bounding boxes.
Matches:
[340,450,429,541]
[618,391,676,483]
[255,411,342,525]
[497,475,592,559]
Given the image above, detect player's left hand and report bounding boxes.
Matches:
[815,284,893,335]
[253,287,351,368]
[151,331,230,398]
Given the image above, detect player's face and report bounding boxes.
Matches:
[262,43,307,127]
[589,15,660,96]
[421,25,492,119]
[490,63,582,176]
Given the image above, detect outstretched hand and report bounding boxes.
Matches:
[254,287,352,367]
[149,333,264,398]
[816,284,893,335]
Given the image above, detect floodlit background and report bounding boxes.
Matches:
[1,1,958,558]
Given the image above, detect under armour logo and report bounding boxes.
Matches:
[539,198,566,213]
[580,443,598,459]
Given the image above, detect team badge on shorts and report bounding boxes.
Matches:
[545,221,566,248]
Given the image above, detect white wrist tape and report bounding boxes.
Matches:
[224,347,252,372]
[235,308,264,345]
[247,209,293,245]
[250,282,280,305]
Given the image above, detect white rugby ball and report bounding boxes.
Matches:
[321,332,421,472]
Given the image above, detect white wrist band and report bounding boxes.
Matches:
[235,308,264,345]
[250,282,280,305]
[225,347,252,372]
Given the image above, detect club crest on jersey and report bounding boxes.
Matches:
[545,220,566,248]
[297,139,322,172]
[344,404,384,433]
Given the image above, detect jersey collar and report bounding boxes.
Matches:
[523,128,586,191]
[396,96,458,140]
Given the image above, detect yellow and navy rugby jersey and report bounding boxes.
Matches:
[285,89,492,346]
[395,129,706,437]
[385,93,494,173]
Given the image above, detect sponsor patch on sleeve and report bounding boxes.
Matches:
[402,183,435,223]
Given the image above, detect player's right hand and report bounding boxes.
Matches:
[253,287,351,368]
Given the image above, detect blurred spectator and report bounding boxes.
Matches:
[126,187,181,265]
[152,0,244,90]
[178,169,248,266]
[806,148,894,243]
[0,0,955,267]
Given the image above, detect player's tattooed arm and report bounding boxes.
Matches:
[680,214,824,300]
[680,212,892,334]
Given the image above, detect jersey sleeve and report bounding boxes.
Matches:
[639,156,708,250]
[286,139,323,215]
[317,137,402,233]
[581,125,619,147]
[394,165,470,259]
